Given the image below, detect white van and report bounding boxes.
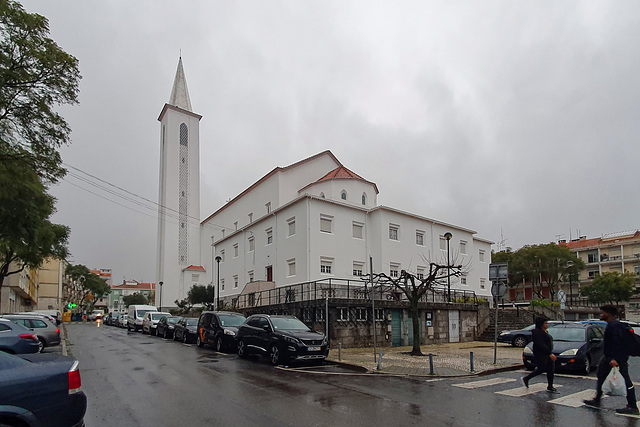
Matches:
[127,305,157,332]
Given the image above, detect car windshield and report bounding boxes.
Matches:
[548,328,586,342]
[270,317,310,331]
[523,325,535,331]
[151,313,166,320]
[136,310,154,317]
[219,315,245,327]
[186,318,198,326]
[167,317,178,324]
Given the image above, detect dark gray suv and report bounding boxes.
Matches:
[236,314,328,365]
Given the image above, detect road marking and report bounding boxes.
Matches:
[453,377,516,389]
[496,383,562,397]
[549,390,599,407]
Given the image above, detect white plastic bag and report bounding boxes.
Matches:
[602,367,627,396]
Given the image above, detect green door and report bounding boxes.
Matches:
[407,312,422,346]
[391,310,402,347]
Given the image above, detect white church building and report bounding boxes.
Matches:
[155,59,493,310]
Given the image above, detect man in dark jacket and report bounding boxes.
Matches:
[583,305,638,415]
[521,317,558,392]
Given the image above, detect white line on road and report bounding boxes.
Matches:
[549,389,600,407]
[496,383,562,397]
[453,377,516,389]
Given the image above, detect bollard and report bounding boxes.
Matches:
[470,351,474,372]
[339,343,342,361]
[376,349,383,371]
[429,353,434,375]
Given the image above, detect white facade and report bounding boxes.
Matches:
[156,60,492,308]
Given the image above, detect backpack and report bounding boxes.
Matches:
[627,327,640,357]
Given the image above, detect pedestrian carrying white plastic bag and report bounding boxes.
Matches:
[602,367,627,396]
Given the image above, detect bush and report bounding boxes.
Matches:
[530,299,560,307]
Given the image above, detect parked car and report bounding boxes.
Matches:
[142,311,171,335]
[19,311,58,326]
[236,314,329,365]
[0,351,87,427]
[31,309,62,325]
[498,321,568,347]
[173,317,198,343]
[118,313,128,328]
[196,311,246,352]
[1,314,61,352]
[0,318,40,354]
[127,304,158,332]
[103,312,112,325]
[156,315,181,339]
[523,323,605,374]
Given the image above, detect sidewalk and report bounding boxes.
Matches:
[325,341,524,377]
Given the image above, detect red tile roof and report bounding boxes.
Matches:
[111,281,155,290]
[563,230,640,250]
[183,265,205,271]
[299,166,379,194]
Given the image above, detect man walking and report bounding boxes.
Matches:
[583,305,638,415]
[521,317,558,392]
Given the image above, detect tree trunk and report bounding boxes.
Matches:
[410,300,422,356]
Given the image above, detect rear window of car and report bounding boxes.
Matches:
[0,323,10,331]
[151,313,165,320]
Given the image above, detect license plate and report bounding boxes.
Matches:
[308,346,321,352]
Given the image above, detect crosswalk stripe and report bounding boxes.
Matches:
[496,383,562,397]
[453,377,516,389]
[549,390,599,407]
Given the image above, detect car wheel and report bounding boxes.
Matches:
[197,335,204,348]
[127,325,131,332]
[37,338,45,353]
[513,336,527,348]
[584,355,591,374]
[269,344,281,365]
[215,336,223,352]
[164,329,169,339]
[173,331,178,341]
[237,339,247,358]
[183,332,188,343]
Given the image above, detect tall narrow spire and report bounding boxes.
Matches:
[169,57,193,112]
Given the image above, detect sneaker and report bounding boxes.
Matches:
[616,406,640,415]
[583,399,601,407]
[547,386,558,393]
[520,377,529,389]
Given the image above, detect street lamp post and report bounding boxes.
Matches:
[215,256,222,310]
[566,261,574,307]
[444,232,453,302]
[158,281,163,310]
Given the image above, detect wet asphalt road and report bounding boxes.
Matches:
[66,322,638,427]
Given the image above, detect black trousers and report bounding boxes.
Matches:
[595,358,638,408]
[524,356,555,387]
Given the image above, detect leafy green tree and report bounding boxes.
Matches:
[582,272,637,305]
[174,298,193,315]
[0,151,69,295]
[0,0,81,184]
[122,293,148,307]
[65,264,111,308]
[187,284,215,309]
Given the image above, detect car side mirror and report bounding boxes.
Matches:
[590,337,602,343]
[262,325,270,331]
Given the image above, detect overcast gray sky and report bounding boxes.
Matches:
[21,1,640,283]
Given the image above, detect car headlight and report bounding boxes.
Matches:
[321,336,328,346]
[224,329,236,336]
[560,349,578,356]
[283,335,301,344]
[523,346,533,355]
[499,332,509,336]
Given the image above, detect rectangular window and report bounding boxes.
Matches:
[390,263,400,278]
[233,275,238,288]
[389,224,399,241]
[234,221,238,231]
[321,259,333,274]
[479,250,485,262]
[480,278,486,289]
[416,231,424,246]
[320,215,333,233]
[440,237,447,250]
[266,228,273,245]
[287,217,296,237]
[248,271,254,282]
[588,270,599,279]
[460,241,467,254]
[587,252,598,263]
[248,213,253,223]
[220,250,225,262]
[355,307,367,321]
[287,259,296,277]
[417,267,425,280]
[192,274,199,282]
[233,244,238,258]
[352,222,363,239]
[266,202,271,214]
[635,265,640,276]
[248,237,255,252]
[316,307,325,321]
[374,308,384,321]
[353,262,364,277]
[338,307,349,321]
[221,279,225,291]
[461,274,468,286]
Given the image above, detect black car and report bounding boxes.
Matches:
[157,316,181,339]
[498,321,567,347]
[173,317,198,343]
[522,323,605,374]
[236,314,328,365]
[0,351,87,427]
[109,312,121,326]
[196,311,246,352]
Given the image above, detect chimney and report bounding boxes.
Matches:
[580,236,586,241]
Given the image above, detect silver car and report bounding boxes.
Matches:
[1,314,61,352]
[118,313,128,328]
